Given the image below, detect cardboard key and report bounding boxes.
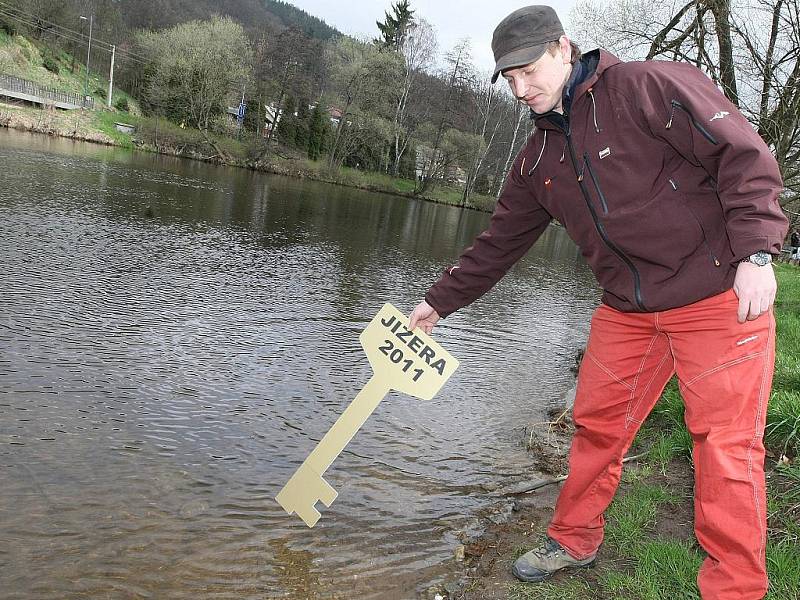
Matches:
[275,303,459,527]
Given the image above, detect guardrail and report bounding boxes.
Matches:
[0,73,93,109]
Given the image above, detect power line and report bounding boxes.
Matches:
[0,8,94,48]
[0,2,109,49]
[0,2,150,65]
[0,9,148,67]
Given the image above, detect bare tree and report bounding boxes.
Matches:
[496,100,529,198]
[571,0,800,208]
[461,71,504,205]
[415,38,473,195]
[326,36,403,169]
[390,18,438,176]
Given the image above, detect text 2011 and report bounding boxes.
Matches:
[378,339,425,381]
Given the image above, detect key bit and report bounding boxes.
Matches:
[275,463,337,528]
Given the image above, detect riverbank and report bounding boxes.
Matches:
[0,101,498,212]
[439,263,800,600]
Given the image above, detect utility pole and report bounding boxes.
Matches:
[107,44,115,108]
[79,15,93,108]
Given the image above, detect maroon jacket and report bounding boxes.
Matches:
[426,50,788,316]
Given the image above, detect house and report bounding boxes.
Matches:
[259,102,342,138]
[262,104,282,137]
[415,145,466,184]
[327,106,343,127]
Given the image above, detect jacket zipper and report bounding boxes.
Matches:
[666,101,719,145]
[583,152,609,214]
[562,126,646,311]
[669,178,721,267]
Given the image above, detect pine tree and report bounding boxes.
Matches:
[307,104,327,160]
[295,98,310,149]
[375,0,414,51]
[277,96,297,146]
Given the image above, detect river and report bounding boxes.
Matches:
[0,128,600,599]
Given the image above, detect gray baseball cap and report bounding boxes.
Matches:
[491,6,565,83]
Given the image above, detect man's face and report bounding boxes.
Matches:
[502,37,572,114]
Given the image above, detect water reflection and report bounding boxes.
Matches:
[0,128,599,598]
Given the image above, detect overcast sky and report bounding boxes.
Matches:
[287,1,579,74]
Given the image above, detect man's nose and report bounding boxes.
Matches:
[511,79,527,99]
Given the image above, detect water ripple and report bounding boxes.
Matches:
[0,129,599,599]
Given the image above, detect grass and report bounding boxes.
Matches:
[128,116,247,161]
[92,110,137,148]
[612,540,703,600]
[643,380,694,471]
[767,263,800,458]
[574,460,797,599]
[766,543,800,600]
[768,461,800,551]
[767,390,800,457]
[600,470,704,599]
[0,33,87,95]
[0,32,140,115]
[765,461,800,599]
[510,577,593,600]
[604,480,678,547]
[427,185,497,211]
[265,154,496,210]
[647,428,693,474]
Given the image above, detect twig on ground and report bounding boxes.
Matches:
[499,452,649,496]
[527,407,573,448]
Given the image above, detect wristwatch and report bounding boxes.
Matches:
[741,251,773,266]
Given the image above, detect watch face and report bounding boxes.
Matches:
[751,252,771,266]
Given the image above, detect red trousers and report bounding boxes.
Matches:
[548,289,775,600]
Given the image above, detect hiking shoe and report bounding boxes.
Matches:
[511,537,596,582]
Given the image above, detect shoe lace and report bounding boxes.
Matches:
[531,538,563,559]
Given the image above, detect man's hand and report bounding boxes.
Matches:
[408,301,441,335]
[733,261,777,323]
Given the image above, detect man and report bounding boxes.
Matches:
[791,229,799,259]
[409,6,788,600]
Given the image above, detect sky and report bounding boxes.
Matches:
[287,1,579,74]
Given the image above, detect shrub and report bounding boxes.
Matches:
[42,51,59,74]
[0,18,16,36]
[114,97,130,112]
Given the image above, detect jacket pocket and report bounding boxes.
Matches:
[670,178,721,268]
[665,100,719,145]
[600,187,705,270]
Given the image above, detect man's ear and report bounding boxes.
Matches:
[560,36,571,64]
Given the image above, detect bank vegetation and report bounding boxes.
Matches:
[0,0,798,224]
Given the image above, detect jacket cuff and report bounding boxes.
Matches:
[730,235,775,264]
[424,289,452,319]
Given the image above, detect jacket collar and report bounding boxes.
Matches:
[533,49,621,132]
[573,49,619,101]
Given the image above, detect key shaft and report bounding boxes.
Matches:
[305,376,389,474]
